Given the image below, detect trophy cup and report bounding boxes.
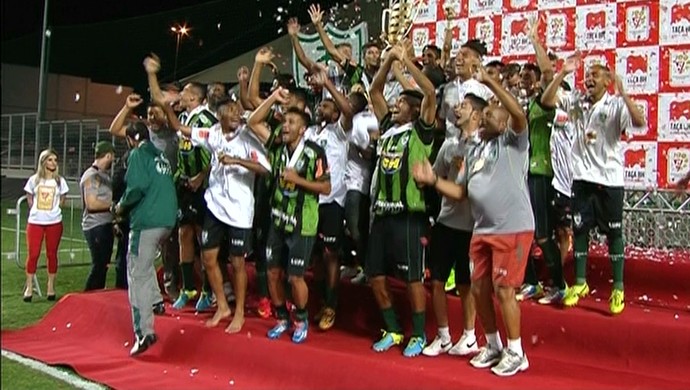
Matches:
[381,0,424,48]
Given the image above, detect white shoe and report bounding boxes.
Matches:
[422,335,452,357]
[469,346,502,368]
[449,332,479,356]
[491,349,529,377]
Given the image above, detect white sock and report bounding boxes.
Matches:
[438,326,451,342]
[486,332,503,350]
[463,328,476,340]
[507,338,524,357]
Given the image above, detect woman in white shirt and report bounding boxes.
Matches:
[23,149,69,302]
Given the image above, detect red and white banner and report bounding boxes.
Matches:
[410,0,690,189]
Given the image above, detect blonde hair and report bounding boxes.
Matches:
[34,148,62,186]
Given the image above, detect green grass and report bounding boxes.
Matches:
[1,199,115,389]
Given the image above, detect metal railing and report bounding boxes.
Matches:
[1,113,129,180]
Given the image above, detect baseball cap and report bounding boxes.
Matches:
[95,141,115,157]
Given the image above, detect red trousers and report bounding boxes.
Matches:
[25,222,63,274]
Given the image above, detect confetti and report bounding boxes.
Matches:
[560,326,566,333]
[191,368,199,376]
[531,334,538,345]
[74,92,81,102]
[674,314,679,320]
[163,370,168,374]
[66,323,72,329]
[124,341,130,347]
[217,22,222,30]
[52,327,56,332]
[116,85,123,94]
[180,329,185,335]
[229,380,235,386]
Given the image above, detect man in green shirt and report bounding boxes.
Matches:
[248,88,331,344]
[114,121,178,357]
[366,40,437,357]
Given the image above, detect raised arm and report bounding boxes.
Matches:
[527,16,554,86]
[109,94,143,138]
[391,60,415,91]
[237,66,253,110]
[542,53,580,108]
[309,4,351,67]
[288,18,317,71]
[311,63,355,131]
[395,40,437,125]
[440,16,455,69]
[477,63,527,132]
[248,48,275,109]
[247,88,289,144]
[369,52,395,121]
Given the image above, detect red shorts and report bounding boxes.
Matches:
[469,231,534,288]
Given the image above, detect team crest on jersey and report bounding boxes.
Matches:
[380,152,403,174]
[179,138,193,153]
[279,176,298,197]
[265,247,273,261]
[201,230,209,245]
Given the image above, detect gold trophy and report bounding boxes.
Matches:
[381,0,423,48]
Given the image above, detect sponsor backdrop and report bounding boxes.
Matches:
[409,0,690,189]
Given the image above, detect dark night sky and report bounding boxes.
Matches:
[1,0,351,90]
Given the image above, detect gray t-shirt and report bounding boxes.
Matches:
[149,126,178,171]
[465,128,534,234]
[80,166,113,231]
[433,135,479,232]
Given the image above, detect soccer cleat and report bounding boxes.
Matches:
[195,292,213,312]
[422,335,452,357]
[403,336,427,357]
[350,268,367,284]
[318,307,336,331]
[372,330,404,352]
[267,320,291,339]
[469,346,502,369]
[292,320,308,343]
[516,283,543,301]
[130,334,157,357]
[257,297,272,319]
[172,289,197,310]
[445,268,456,292]
[152,302,166,316]
[563,283,590,307]
[538,288,565,305]
[491,349,529,377]
[609,289,625,315]
[449,332,479,356]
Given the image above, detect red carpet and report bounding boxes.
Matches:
[2,250,689,390]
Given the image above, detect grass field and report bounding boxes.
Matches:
[1,198,114,389]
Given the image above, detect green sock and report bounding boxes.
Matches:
[256,259,268,298]
[541,239,566,290]
[381,307,402,333]
[276,305,290,320]
[608,234,625,290]
[180,262,195,291]
[523,257,539,286]
[411,311,425,338]
[573,233,589,285]
[295,308,308,322]
[325,286,338,308]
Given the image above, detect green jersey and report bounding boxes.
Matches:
[176,107,217,181]
[120,141,178,231]
[528,95,556,177]
[270,139,329,236]
[372,113,435,216]
[342,61,376,92]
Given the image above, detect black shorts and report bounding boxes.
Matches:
[266,225,316,277]
[528,174,556,240]
[429,223,472,285]
[200,209,251,257]
[553,190,573,230]
[571,180,624,236]
[365,213,429,283]
[177,188,206,227]
[316,202,345,250]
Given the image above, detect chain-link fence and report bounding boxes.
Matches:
[1,113,129,180]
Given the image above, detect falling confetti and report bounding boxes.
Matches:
[116,85,123,94]
[124,341,130,347]
[247,331,252,338]
[531,334,538,345]
[163,370,168,374]
[229,380,235,386]
[180,329,185,335]
[74,92,81,102]
[66,323,72,329]
[560,326,566,333]
[191,368,199,376]
[52,327,56,332]
[217,22,222,30]
[674,314,679,320]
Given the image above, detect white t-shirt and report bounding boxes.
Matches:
[191,124,270,229]
[24,176,70,225]
[305,120,349,206]
[345,111,378,194]
[440,78,494,139]
[550,108,575,197]
[560,92,643,187]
